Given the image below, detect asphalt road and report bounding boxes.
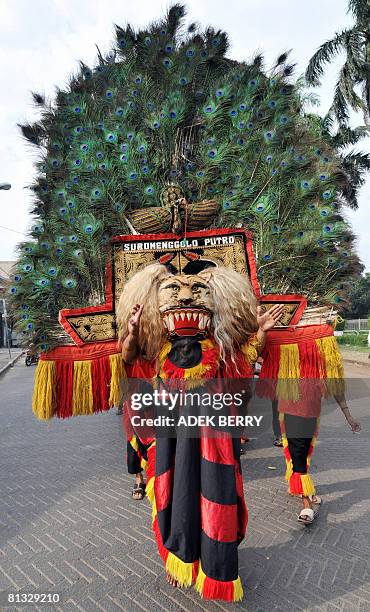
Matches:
[0,361,369,611]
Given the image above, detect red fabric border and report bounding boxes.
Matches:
[110,227,254,244]
[264,323,334,345]
[40,340,120,361]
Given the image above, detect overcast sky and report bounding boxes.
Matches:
[1,0,369,270]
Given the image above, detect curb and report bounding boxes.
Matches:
[0,351,25,377]
[342,356,370,368]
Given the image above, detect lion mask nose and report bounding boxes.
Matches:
[179,296,193,305]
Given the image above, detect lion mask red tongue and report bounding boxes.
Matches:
[162,308,211,337]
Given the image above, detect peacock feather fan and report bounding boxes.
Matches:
[12,3,363,350]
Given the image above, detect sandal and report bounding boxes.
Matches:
[132,482,146,500]
[273,436,283,447]
[298,508,315,524]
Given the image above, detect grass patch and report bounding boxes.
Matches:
[337,333,368,348]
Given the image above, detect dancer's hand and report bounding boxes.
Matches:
[346,414,361,433]
[256,304,285,332]
[122,304,143,363]
[341,405,361,433]
[128,304,143,337]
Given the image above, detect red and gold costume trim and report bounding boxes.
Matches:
[32,341,125,420]
[258,324,345,401]
[159,338,220,380]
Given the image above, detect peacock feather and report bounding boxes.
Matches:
[12,3,363,350]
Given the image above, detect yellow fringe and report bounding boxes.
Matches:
[195,562,206,594]
[241,332,264,366]
[158,341,172,372]
[316,336,345,396]
[183,361,212,379]
[109,353,127,406]
[165,552,195,587]
[285,460,293,481]
[276,343,300,401]
[32,360,55,420]
[301,473,316,496]
[232,576,244,602]
[72,360,93,416]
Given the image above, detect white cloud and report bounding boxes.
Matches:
[0,0,369,269]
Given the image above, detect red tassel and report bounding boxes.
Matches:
[55,360,73,418]
[202,575,236,601]
[289,472,305,495]
[298,341,324,378]
[256,344,280,398]
[260,344,281,378]
[92,356,111,413]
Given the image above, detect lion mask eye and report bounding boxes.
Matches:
[192,283,207,291]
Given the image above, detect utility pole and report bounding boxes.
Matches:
[1,182,12,357]
[1,298,11,359]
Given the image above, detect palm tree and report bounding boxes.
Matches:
[305,112,370,208]
[306,0,370,126]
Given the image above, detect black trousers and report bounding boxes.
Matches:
[127,438,149,474]
[284,414,317,474]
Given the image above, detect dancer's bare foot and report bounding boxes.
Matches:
[166,573,180,588]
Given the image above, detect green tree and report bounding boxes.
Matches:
[306,0,370,126]
[344,272,370,317]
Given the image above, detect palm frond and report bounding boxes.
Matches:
[330,80,351,126]
[305,29,350,86]
[347,0,369,21]
[330,125,370,147]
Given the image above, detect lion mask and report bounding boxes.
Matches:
[117,264,258,362]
